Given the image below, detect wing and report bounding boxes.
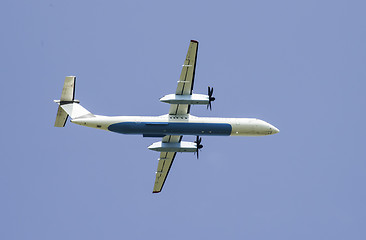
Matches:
[169,40,199,115]
[152,135,182,193]
[152,40,199,193]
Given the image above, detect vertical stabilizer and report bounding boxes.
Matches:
[54,76,76,127]
[55,106,68,127]
[54,76,94,127]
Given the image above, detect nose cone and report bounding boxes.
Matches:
[255,120,280,136]
[269,125,280,134]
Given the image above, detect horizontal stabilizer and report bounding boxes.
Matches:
[60,76,76,102]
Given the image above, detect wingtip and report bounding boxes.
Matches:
[152,191,161,194]
[191,39,199,43]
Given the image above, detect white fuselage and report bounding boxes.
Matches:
[71,114,279,137]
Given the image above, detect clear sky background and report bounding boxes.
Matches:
[1,0,366,239]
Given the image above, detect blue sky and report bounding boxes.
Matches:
[1,0,366,239]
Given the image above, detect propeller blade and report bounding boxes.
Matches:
[194,136,202,159]
[207,86,215,110]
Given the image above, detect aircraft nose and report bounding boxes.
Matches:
[269,125,280,134]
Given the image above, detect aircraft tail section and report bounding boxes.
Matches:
[54,76,94,127]
[54,105,69,127]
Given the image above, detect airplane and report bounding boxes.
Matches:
[54,40,279,193]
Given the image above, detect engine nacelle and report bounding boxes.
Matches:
[160,94,209,105]
[148,141,197,152]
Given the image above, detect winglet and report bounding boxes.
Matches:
[191,39,199,43]
[153,191,160,194]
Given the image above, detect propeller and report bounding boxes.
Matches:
[207,86,215,110]
[194,136,203,159]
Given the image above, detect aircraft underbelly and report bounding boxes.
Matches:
[107,122,232,136]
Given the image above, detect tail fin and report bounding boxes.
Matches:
[54,76,94,127]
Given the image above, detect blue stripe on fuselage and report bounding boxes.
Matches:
[107,122,232,136]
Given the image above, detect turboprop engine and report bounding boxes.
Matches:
[159,94,209,105]
[148,141,199,152]
[160,87,215,110]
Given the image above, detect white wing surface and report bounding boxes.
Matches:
[153,135,182,193]
[169,40,199,115]
[152,40,199,193]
